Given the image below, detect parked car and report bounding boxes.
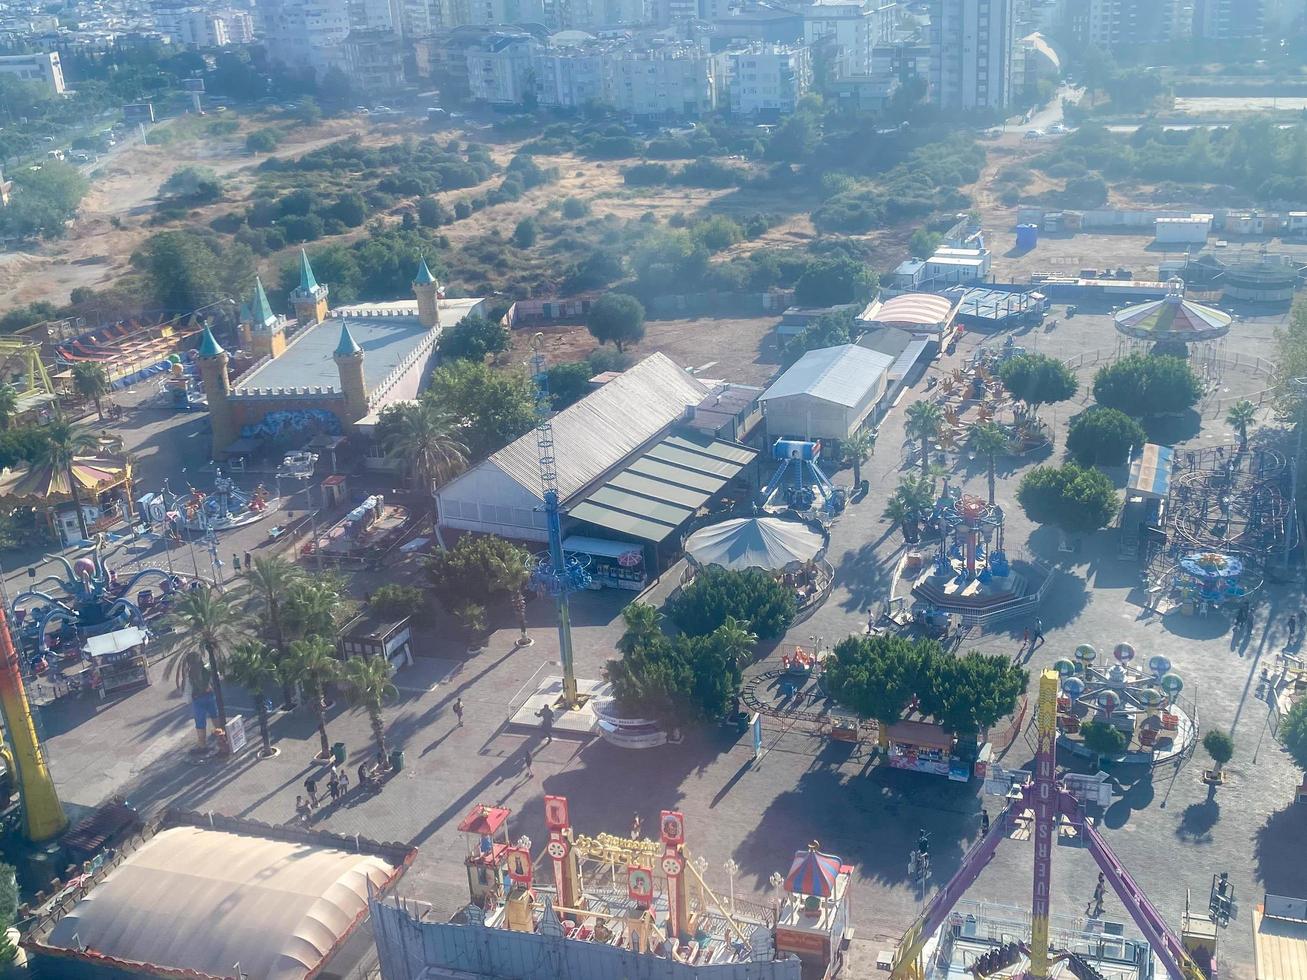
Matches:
[1024,129,1046,140]
[1049,122,1068,134]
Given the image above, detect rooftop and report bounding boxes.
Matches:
[235,298,481,395]
[29,810,414,980]
[860,293,956,326]
[760,344,895,407]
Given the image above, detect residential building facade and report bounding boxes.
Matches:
[726,43,810,116]
[802,0,881,78]
[1192,0,1263,39]
[258,0,352,76]
[0,51,65,94]
[928,0,1013,110]
[609,44,724,115]
[465,32,540,102]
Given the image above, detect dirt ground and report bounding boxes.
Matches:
[506,313,780,386]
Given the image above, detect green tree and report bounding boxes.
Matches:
[436,314,510,362]
[513,217,538,248]
[0,860,17,965]
[1065,407,1146,467]
[245,129,280,153]
[1280,698,1307,771]
[0,386,18,431]
[427,360,537,459]
[164,587,241,731]
[905,400,945,478]
[329,191,367,227]
[909,227,943,259]
[342,654,398,766]
[1092,353,1202,416]
[132,230,255,313]
[562,197,590,219]
[967,420,1010,505]
[281,576,344,645]
[1081,720,1127,766]
[36,420,95,540]
[666,566,796,640]
[884,474,934,540]
[918,651,1028,740]
[1226,399,1257,448]
[369,583,427,621]
[0,162,89,239]
[792,256,876,307]
[160,166,224,204]
[997,353,1079,413]
[224,640,279,757]
[1017,464,1119,538]
[294,97,322,125]
[287,635,341,760]
[586,293,646,353]
[245,555,303,708]
[71,362,111,420]
[426,534,532,632]
[1203,728,1234,775]
[783,309,853,366]
[842,429,875,486]
[823,634,923,730]
[376,399,468,494]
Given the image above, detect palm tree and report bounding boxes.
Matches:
[883,495,916,540]
[287,635,341,760]
[37,420,97,540]
[71,362,112,421]
[1226,399,1257,448]
[225,640,279,757]
[715,615,757,669]
[282,576,342,644]
[165,587,241,730]
[905,401,945,478]
[968,421,1010,505]
[0,385,19,431]
[842,429,876,486]
[341,655,398,766]
[379,400,468,499]
[245,556,303,708]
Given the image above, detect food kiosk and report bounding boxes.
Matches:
[84,626,151,698]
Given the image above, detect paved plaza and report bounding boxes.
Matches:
[18,305,1307,979]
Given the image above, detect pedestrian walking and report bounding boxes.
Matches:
[1022,627,1030,648]
[244,551,251,570]
[536,703,555,744]
[523,746,534,779]
[328,770,340,801]
[980,808,990,835]
[295,795,311,825]
[232,553,241,573]
[453,697,464,727]
[630,813,641,840]
[1033,619,1044,646]
[1289,614,1298,647]
[305,775,319,808]
[339,769,349,795]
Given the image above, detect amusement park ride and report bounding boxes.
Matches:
[760,439,846,516]
[890,671,1211,980]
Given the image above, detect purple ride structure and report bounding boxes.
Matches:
[889,670,1209,980]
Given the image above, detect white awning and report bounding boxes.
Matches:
[83,626,147,658]
[562,535,643,560]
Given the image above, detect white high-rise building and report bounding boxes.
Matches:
[258,0,351,76]
[928,0,1013,110]
[608,45,724,116]
[726,43,810,116]
[802,1,891,79]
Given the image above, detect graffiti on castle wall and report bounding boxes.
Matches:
[241,408,343,441]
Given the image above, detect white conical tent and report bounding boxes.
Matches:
[684,516,826,572]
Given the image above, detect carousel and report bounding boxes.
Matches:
[170,469,273,533]
[684,514,830,612]
[1053,642,1195,767]
[924,338,1050,458]
[1174,551,1250,613]
[1113,278,1231,382]
[0,454,134,548]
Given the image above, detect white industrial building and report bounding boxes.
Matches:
[1154,214,1212,246]
[0,52,65,94]
[759,344,894,442]
[924,245,991,285]
[436,353,758,547]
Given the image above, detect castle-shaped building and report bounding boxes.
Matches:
[197,251,483,460]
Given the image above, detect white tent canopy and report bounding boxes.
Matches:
[684,516,825,572]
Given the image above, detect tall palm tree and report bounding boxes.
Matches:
[714,615,758,670]
[968,421,1010,505]
[1226,399,1257,448]
[71,362,112,421]
[0,384,19,431]
[341,655,398,766]
[282,576,342,644]
[225,640,279,758]
[905,401,945,479]
[165,587,241,730]
[245,556,303,708]
[288,635,341,760]
[883,495,916,540]
[842,429,876,486]
[38,420,97,540]
[379,400,468,499]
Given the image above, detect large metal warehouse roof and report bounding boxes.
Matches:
[759,344,895,408]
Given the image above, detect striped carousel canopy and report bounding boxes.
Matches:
[784,845,842,897]
[0,455,130,505]
[1113,285,1231,343]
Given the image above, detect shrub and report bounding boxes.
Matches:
[245,129,281,153]
[666,566,796,640]
[586,292,645,352]
[437,314,510,362]
[329,192,367,228]
[1065,407,1146,467]
[1093,353,1202,416]
[418,196,453,227]
[623,162,671,187]
[369,584,427,621]
[561,197,590,219]
[1017,464,1119,537]
[512,217,538,248]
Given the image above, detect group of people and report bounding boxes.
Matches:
[295,753,389,824]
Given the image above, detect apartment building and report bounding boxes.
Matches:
[1192,0,1263,39]
[802,0,889,78]
[609,44,724,115]
[534,41,609,105]
[928,0,1013,110]
[154,7,254,46]
[726,42,810,116]
[0,51,64,93]
[258,0,352,76]
[466,32,541,102]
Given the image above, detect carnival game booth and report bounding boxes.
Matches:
[83,625,151,698]
[776,843,852,979]
[0,454,133,547]
[561,535,648,591]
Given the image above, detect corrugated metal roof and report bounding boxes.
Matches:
[569,430,758,543]
[759,345,895,408]
[446,352,709,505]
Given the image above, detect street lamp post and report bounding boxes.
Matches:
[724,858,738,915]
